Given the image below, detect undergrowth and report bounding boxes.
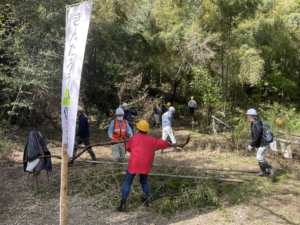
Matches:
[0,138,15,166]
[39,167,257,218]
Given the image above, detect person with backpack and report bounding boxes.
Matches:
[117,120,169,212]
[247,109,276,178]
[108,108,133,163]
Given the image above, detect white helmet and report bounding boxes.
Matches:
[169,106,175,113]
[246,109,257,115]
[77,105,83,111]
[116,108,125,115]
[122,103,128,107]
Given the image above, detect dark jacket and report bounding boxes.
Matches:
[76,114,90,138]
[123,110,137,123]
[153,106,159,115]
[23,131,52,175]
[161,106,168,114]
[250,119,268,148]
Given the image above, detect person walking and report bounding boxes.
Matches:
[108,108,133,163]
[69,106,96,167]
[161,106,176,153]
[117,120,169,212]
[247,109,276,178]
[188,96,197,116]
[122,103,137,133]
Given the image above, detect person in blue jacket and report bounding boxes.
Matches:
[69,106,96,167]
[161,107,176,153]
[122,103,137,133]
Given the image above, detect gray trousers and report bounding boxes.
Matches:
[256,146,267,163]
[73,136,96,160]
[111,143,126,163]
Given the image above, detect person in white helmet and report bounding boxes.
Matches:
[122,103,137,133]
[108,108,133,163]
[161,106,177,153]
[247,109,276,178]
[69,106,96,167]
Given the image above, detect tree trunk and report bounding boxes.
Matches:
[171,77,182,102]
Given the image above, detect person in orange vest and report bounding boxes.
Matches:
[117,120,169,212]
[108,108,133,163]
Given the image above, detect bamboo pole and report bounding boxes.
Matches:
[120,172,244,183]
[273,138,300,145]
[33,175,38,196]
[83,160,266,173]
[277,131,300,137]
[69,136,190,164]
[60,143,68,225]
[68,139,129,165]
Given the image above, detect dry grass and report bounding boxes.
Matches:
[1,122,300,224]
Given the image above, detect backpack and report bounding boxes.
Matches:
[262,123,274,143]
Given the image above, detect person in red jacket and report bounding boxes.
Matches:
[117,119,169,212]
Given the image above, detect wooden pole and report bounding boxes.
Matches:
[60,143,68,225]
[60,5,69,224]
[33,175,38,196]
[120,172,244,183]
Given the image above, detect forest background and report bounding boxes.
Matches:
[1,0,300,133]
[2,1,300,224]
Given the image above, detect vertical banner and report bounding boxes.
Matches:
[61,2,93,156]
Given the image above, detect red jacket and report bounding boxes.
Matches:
[126,133,169,174]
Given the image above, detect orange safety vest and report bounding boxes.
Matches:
[112,119,127,141]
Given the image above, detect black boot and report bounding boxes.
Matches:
[117,200,126,212]
[141,197,149,207]
[270,169,276,178]
[258,162,266,176]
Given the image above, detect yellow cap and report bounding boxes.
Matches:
[191,96,194,99]
[278,119,283,126]
[136,119,149,132]
[154,100,157,103]
[167,102,171,106]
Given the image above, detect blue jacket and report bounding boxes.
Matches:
[123,110,137,123]
[76,114,90,138]
[108,119,133,138]
[162,111,174,128]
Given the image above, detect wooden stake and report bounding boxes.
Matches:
[33,175,38,196]
[60,143,68,225]
[120,172,244,183]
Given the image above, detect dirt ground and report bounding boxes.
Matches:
[1,121,300,225]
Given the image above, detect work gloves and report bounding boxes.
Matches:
[109,132,113,139]
[247,145,252,151]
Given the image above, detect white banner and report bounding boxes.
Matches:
[61,2,93,156]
